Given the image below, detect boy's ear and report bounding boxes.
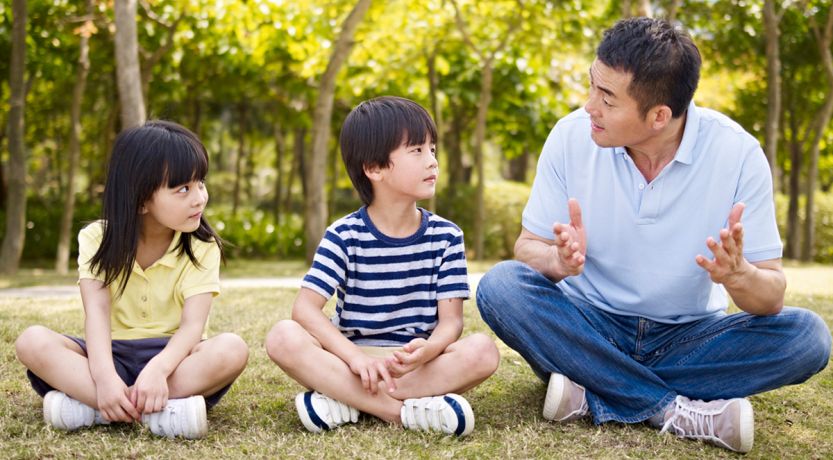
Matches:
[363,163,383,182]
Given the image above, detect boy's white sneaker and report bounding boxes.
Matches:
[43,390,109,431]
[543,372,589,422]
[295,391,359,433]
[141,395,208,439]
[400,393,474,436]
[659,395,754,453]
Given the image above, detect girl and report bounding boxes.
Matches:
[15,120,248,439]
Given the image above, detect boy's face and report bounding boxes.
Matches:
[375,139,438,203]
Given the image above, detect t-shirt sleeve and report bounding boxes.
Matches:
[301,229,348,300]
[437,228,470,300]
[735,142,783,262]
[180,241,222,299]
[77,222,105,282]
[522,123,570,239]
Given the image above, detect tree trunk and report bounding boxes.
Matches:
[786,137,802,259]
[801,7,833,261]
[114,0,146,129]
[621,0,632,18]
[289,126,306,214]
[232,103,247,218]
[426,48,441,213]
[273,123,286,224]
[305,0,372,263]
[445,100,467,201]
[763,0,782,193]
[0,0,28,275]
[507,145,529,182]
[472,61,494,259]
[56,0,93,275]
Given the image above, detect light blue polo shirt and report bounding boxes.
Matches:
[523,102,782,323]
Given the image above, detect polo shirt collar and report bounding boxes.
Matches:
[672,100,699,165]
[612,100,699,165]
[155,231,183,267]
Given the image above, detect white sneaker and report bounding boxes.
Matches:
[295,391,359,433]
[659,395,754,453]
[400,393,474,436]
[141,395,208,439]
[543,373,589,422]
[43,391,109,431]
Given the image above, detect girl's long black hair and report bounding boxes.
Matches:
[89,120,224,297]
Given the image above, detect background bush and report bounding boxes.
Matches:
[4,189,833,263]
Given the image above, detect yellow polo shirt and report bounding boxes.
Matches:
[77,221,221,340]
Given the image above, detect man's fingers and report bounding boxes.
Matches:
[728,202,745,229]
[568,198,583,227]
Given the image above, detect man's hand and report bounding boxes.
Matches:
[696,203,753,286]
[551,198,587,277]
[347,352,396,395]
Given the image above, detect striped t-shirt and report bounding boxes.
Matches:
[301,206,470,346]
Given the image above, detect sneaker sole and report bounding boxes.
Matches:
[187,395,209,439]
[735,398,754,453]
[295,392,325,433]
[542,373,565,421]
[444,393,475,436]
[43,391,64,429]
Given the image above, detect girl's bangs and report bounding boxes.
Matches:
[164,139,208,187]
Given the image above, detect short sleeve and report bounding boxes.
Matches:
[735,143,783,262]
[522,123,571,239]
[301,229,348,300]
[180,240,221,299]
[77,221,106,282]
[437,228,469,300]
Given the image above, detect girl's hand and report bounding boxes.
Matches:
[387,339,431,378]
[96,375,140,422]
[131,364,170,414]
[347,353,396,395]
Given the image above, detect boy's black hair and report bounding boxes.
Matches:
[339,96,438,205]
[596,17,701,118]
[89,120,224,297]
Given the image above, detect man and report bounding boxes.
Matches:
[476,17,831,453]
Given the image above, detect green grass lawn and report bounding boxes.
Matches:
[1,261,831,458]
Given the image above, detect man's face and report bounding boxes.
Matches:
[584,59,654,149]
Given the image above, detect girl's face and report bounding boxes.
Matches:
[141,180,208,234]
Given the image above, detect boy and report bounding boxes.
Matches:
[265,96,499,436]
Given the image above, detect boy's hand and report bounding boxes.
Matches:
[96,375,140,422]
[347,353,396,395]
[387,339,432,378]
[131,364,170,414]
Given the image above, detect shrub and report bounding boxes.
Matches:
[205,206,305,259]
[436,181,531,259]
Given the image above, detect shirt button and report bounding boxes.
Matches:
[638,183,645,190]
[141,295,147,302]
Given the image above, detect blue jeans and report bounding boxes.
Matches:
[476,261,832,424]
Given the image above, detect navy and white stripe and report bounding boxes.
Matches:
[302,206,469,346]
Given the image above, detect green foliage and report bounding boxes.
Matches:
[438,181,530,259]
[0,199,100,262]
[205,206,305,260]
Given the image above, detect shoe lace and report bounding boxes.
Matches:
[660,397,719,443]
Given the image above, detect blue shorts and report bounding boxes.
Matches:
[26,336,231,410]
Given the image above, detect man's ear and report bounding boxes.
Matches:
[364,163,383,182]
[650,105,674,130]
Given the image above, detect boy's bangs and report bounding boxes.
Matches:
[164,140,208,187]
[400,110,438,147]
